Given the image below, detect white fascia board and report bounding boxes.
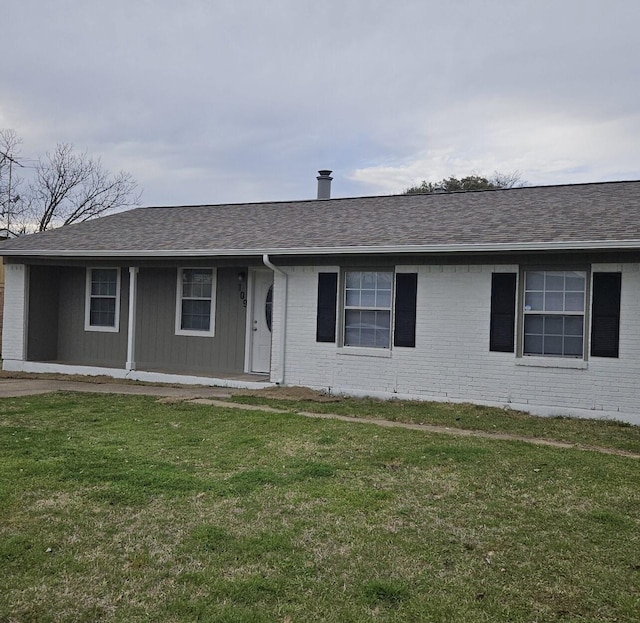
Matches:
[3,239,640,258]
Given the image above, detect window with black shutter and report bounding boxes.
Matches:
[590,272,621,358]
[490,273,516,352]
[316,272,338,342]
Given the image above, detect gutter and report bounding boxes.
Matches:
[4,239,640,258]
[262,253,287,385]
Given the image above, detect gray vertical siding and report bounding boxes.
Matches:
[25,263,247,375]
[56,267,128,367]
[27,266,61,361]
[135,266,247,374]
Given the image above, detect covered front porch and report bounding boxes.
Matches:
[4,261,278,390]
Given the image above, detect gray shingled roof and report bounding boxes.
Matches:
[2,181,640,257]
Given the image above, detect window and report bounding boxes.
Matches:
[317,270,417,349]
[175,268,216,336]
[522,270,586,357]
[265,285,273,333]
[344,270,393,348]
[85,268,120,332]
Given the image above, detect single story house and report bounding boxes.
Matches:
[2,175,640,425]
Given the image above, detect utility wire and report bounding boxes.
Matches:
[0,149,26,167]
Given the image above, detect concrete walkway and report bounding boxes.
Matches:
[0,377,233,399]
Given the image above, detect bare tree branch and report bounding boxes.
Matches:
[0,129,25,233]
[30,143,140,232]
[1,132,141,234]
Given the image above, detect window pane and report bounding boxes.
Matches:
[544,316,564,335]
[543,335,563,355]
[344,309,361,330]
[360,310,377,328]
[362,272,376,288]
[182,269,212,298]
[377,272,393,289]
[375,329,390,348]
[377,311,391,329]
[181,299,211,331]
[90,297,116,327]
[345,289,360,306]
[526,271,545,290]
[360,328,376,347]
[524,315,543,334]
[565,291,584,312]
[524,334,543,355]
[376,290,392,307]
[564,336,583,356]
[345,328,360,345]
[360,289,376,307]
[524,314,583,357]
[265,285,273,333]
[91,269,117,296]
[524,292,543,311]
[545,273,565,291]
[565,275,585,291]
[345,272,361,288]
[564,316,583,336]
[344,310,390,348]
[545,291,564,311]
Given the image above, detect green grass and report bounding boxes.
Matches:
[231,393,640,455]
[1,392,639,622]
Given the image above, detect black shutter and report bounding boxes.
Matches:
[394,273,417,347]
[590,272,621,358]
[490,273,516,352]
[316,272,338,342]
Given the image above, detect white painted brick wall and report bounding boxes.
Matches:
[2,263,27,362]
[282,263,640,423]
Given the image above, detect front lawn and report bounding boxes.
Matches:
[1,393,638,622]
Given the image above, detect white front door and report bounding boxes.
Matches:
[250,270,274,373]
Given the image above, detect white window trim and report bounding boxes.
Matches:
[520,269,587,359]
[84,267,121,333]
[342,269,394,350]
[175,267,217,337]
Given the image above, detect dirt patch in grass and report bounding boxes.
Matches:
[235,385,343,402]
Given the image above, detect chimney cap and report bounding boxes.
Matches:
[317,170,333,178]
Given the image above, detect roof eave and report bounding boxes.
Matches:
[3,239,640,259]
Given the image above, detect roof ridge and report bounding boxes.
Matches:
[138,178,640,210]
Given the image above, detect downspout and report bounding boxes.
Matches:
[262,254,287,384]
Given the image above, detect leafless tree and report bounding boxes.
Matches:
[28,142,141,232]
[0,129,25,233]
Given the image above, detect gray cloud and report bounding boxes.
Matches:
[2,0,638,206]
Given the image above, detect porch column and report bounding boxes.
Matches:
[126,266,138,371]
[2,263,27,365]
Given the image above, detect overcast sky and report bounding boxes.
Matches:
[2,0,639,206]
